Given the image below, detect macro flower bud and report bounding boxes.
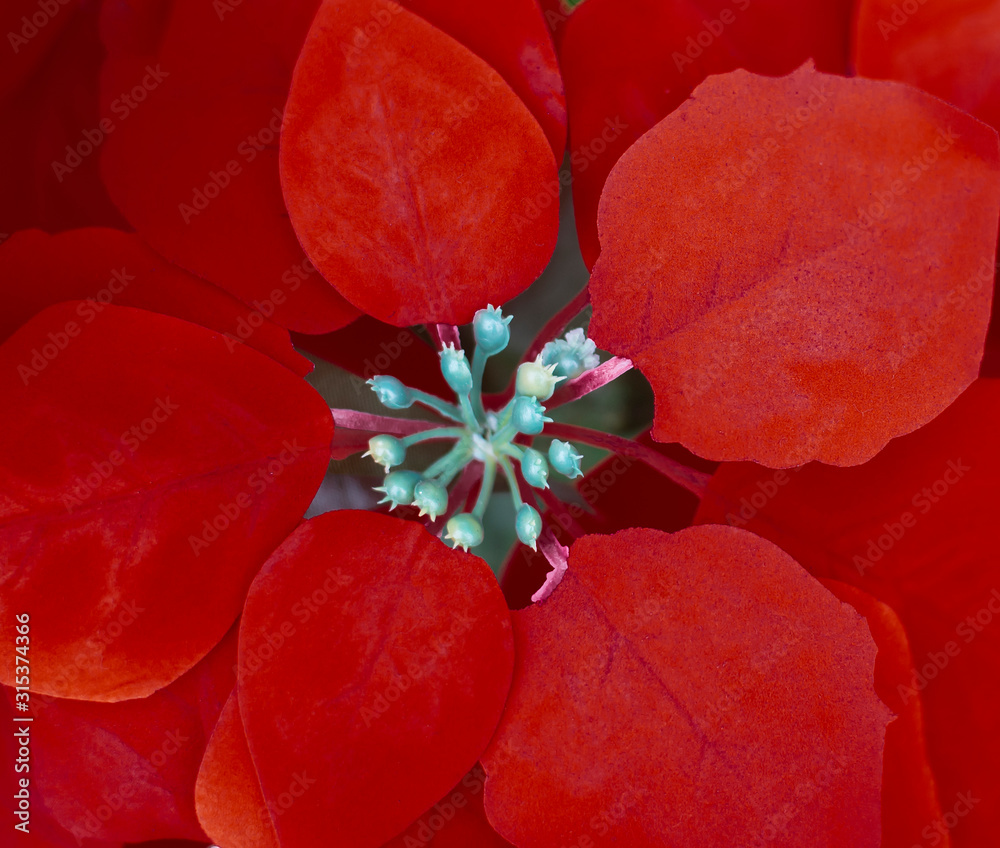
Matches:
[515,503,542,550]
[540,328,601,380]
[512,395,552,436]
[364,434,406,470]
[445,513,484,551]
[549,439,584,479]
[413,478,449,521]
[520,447,550,489]
[374,470,421,510]
[367,375,413,409]
[515,360,564,401]
[473,304,512,355]
[440,344,473,395]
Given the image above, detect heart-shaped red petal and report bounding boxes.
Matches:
[589,63,1000,466]
[280,0,559,326]
[238,510,513,848]
[483,525,891,847]
[0,303,332,700]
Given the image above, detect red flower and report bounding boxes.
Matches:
[1,1,999,846]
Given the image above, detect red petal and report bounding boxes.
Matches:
[855,0,1000,131]
[198,694,513,848]
[237,511,513,848]
[98,0,359,334]
[501,433,715,608]
[0,0,81,100]
[7,625,236,844]
[195,692,278,848]
[589,64,1000,467]
[0,228,311,376]
[280,0,559,326]
[483,526,891,847]
[561,0,856,267]
[0,303,332,700]
[695,378,1000,844]
[820,580,948,848]
[291,316,451,397]
[0,3,127,234]
[402,0,565,158]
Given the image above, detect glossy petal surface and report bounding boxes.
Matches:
[483,525,891,847]
[238,511,514,848]
[99,0,359,333]
[0,228,310,375]
[11,625,237,844]
[695,379,1000,845]
[280,0,559,326]
[402,0,565,157]
[590,64,1000,467]
[856,0,1000,130]
[561,0,856,266]
[0,303,332,700]
[820,580,947,848]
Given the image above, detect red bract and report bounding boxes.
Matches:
[483,526,891,847]
[855,0,1000,131]
[400,0,566,159]
[589,64,1000,467]
[280,0,559,326]
[98,0,359,334]
[0,303,332,700]
[5,624,236,845]
[560,0,856,267]
[0,1,127,235]
[695,378,1000,844]
[234,511,513,847]
[0,228,310,375]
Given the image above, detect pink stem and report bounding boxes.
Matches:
[433,324,462,350]
[531,528,570,603]
[544,422,710,498]
[330,409,440,435]
[547,357,633,409]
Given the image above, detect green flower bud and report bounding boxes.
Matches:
[367,375,413,409]
[515,503,542,550]
[549,439,584,479]
[440,344,473,395]
[413,478,449,521]
[445,513,484,552]
[520,447,550,489]
[364,434,406,470]
[373,470,421,510]
[473,305,512,355]
[515,360,564,401]
[512,395,552,436]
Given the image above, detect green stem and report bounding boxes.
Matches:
[498,456,523,509]
[425,441,471,486]
[472,457,497,519]
[471,347,488,423]
[457,393,481,431]
[411,390,464,424]
[401,427,465,447]
[499,443,524,461]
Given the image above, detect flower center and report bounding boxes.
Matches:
[361,306,597,552]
